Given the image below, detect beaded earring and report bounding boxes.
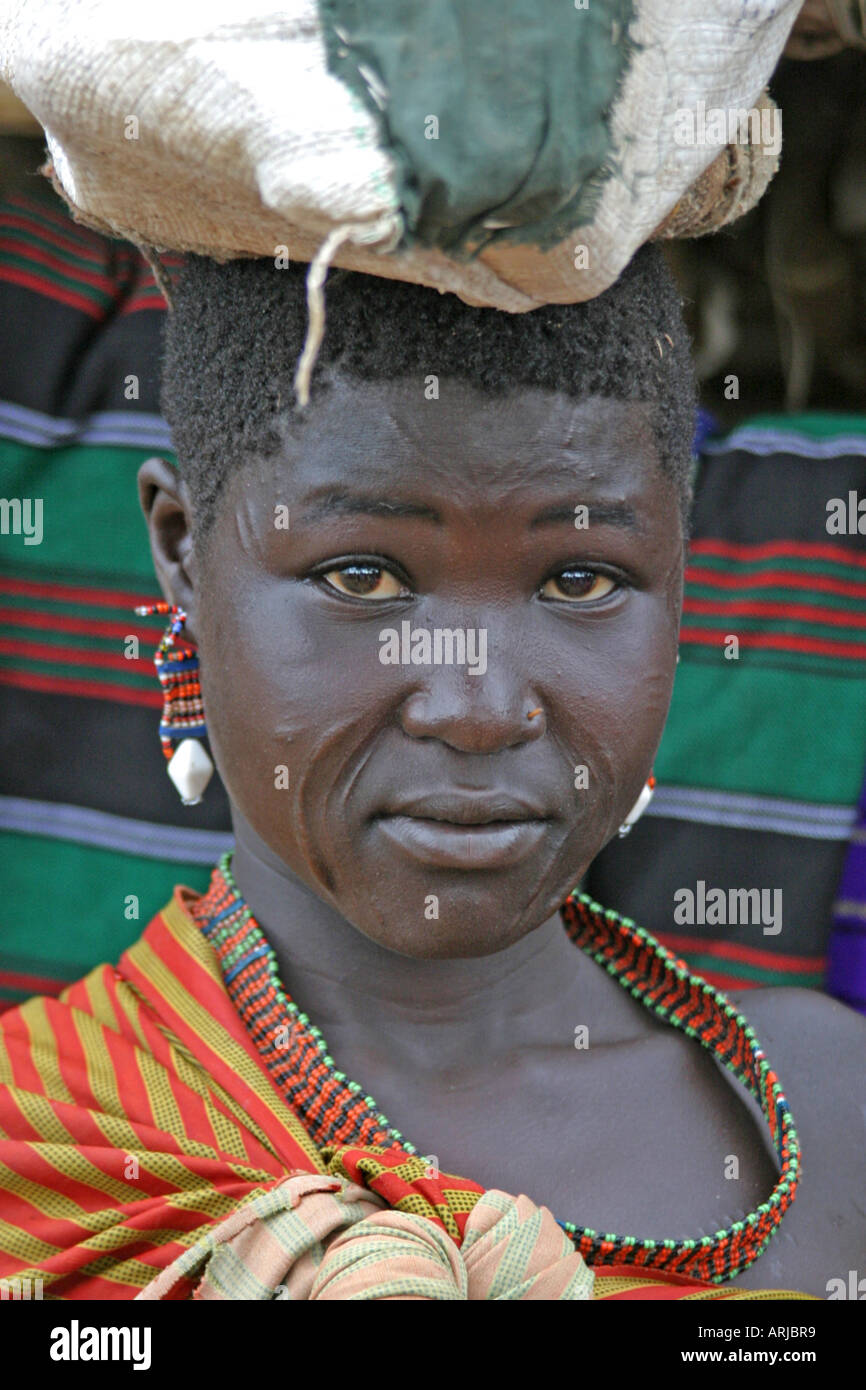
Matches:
[134,601,214,806]
[618,772,656,838]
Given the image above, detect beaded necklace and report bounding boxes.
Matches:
[191,851,800,1284]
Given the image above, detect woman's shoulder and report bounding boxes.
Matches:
[726,983,865,1166]
[721,985,866,1295]
[730,984,866,1057]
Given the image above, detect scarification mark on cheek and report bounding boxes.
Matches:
[290,706,386,899]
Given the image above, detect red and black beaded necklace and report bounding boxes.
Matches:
[191,851,801,1285]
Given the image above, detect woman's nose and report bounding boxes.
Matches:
[398,661,546,754]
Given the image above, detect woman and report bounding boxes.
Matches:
[0,246,862,1300]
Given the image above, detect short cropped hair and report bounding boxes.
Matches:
[161,243,695,538]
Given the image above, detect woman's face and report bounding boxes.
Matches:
[186,375,685,958]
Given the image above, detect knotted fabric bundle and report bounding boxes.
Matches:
[137,1172,595,1301]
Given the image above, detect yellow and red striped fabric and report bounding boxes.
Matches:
[0,890,814,1299]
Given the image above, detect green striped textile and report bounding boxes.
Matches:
[0,833,212,1003]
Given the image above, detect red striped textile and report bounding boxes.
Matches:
[0,890,812,1299]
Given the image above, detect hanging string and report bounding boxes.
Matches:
[138,244,176,310]
[293,212,402,407]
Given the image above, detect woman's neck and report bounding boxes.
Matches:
[228,811,636,1068]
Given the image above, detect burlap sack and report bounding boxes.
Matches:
[1,0,799,317]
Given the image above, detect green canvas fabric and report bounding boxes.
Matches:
[320,0,635,253]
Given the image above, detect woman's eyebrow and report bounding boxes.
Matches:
[529,500,638,529]
[295,492,637,529]
[298,490,442,524]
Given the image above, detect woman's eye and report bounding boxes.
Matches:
[320,563,407,600]
[541,569,617,602]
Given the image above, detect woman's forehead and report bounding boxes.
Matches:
[250,376,667,507]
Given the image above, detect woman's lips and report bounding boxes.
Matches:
[375,814,548,869]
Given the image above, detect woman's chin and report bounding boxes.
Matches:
[337,873,574,960]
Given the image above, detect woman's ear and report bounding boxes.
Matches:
[138,456,200,635]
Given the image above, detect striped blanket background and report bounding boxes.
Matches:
[587,416,866,994]
[0,185,231,1012]
[1,184,865,1010]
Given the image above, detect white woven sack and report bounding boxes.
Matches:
[1,0,800,312]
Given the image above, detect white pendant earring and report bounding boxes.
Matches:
[167,737,214,806]
[135,600,214,807]
[618,774,656,838]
